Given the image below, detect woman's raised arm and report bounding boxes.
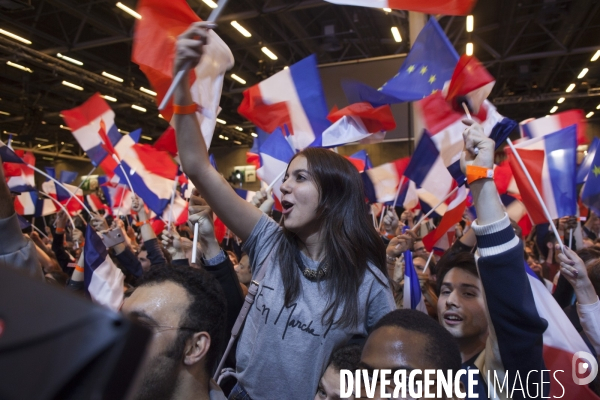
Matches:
[172,22,263,241]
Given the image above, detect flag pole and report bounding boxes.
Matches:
[29,164,93,217]
[569,228,573,249]
[158,0,230,111]
[391,176,406,210]
[39,191,76,230]
[31,224,50,240]
[506,138,564,252]
[378,205,387,232]
[422,251,434,275]
[167,176,179,229]
[267,169,286,192]
[111,154,137,198]
[191,222,199,264]
[65,165,97,207]
[410,186,459,233]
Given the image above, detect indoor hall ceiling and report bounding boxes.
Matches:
[0,0,598,160]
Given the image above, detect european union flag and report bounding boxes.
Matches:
[577,137,599,184]
[343,18,459,106]
[581,147,600,216]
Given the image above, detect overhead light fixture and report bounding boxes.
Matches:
[466,43,473,56]
[118,129,129,134]
[141,135,153,141]
[557,97,565,104]
[223,136,229,140]
[550,106,558,113]
[592,50,600,62]
[216,118,226,125]
[587,111,594,118]
[566,83,576,92]
[261,46,278,60]
[235,126,243,131]
[578,68,589,79]
[102,71,124,82]
[0,28,31,45]
[383,8,392,12]
[158,114,165,119]
[233,140,242,145]
[56,53,83,66]
[597,104,600,110]
[131,104,146,112]
[101,94,117,102]
[62,81,83,91]
[466,15,474,32]
[283,66,289,70]
[41,121,46,124]
[140,87,156,96]
[115,2,141,19]
[231,21,252,37]
[0,111,9,116]
[391,27,402,43]
[231,74,246,84]
[218,135,224,139]
[61,142,64,145]
[3,130,17,135]
[202,0,218,8]
[59,125,71,130]
[35,137,49,142]
[251,132,258,137]
[7,61,32,73]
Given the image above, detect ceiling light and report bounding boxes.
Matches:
[7,61,32,73]
[466,15,474,32]
[231,21,252,37]
[0,111,9,116]
[223,136,229,140]
[261,47,278,60]
[41,121,46,124]
[235,126,243,131]
[251,132,258,137]
[59,125,71,130]
[597,104,600,110]
[391,27,402,43]
[0,28,31,45]
[578,68,589,79]
[586,111,594,118]
[56,53,83,66]
[62,81,83,90]
[557,97,565,104]
[115,2,141,19]
[3,130,17,135]
[35,137,49,142]
[102,71,124,82]
[141,135,152,141]
[140,87,156,96]
[383,8,392,12]
[61,142,64,145]
[592,50,600,62]
[233,140,242,145]
[566,83,576,92]
[466,43,473,56]
[550,106,558,113]
[216,118,226,125]
[202,0,218,8]
[231,74,246,84]
[131,105,146,112]
[158,114,165,119]
[218,135,224,139]
[101,94,117,102]
[283,66,289,70]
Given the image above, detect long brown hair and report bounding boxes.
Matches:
[276,147,388,329]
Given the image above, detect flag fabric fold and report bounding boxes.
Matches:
[445,55,495,114]
[577,137,599,185]
[257,128,296,201]
[520,109,587,145]
[422,186,467,253]
[403,246,428,313]
[581,141,600,216]
[325,0,476,16]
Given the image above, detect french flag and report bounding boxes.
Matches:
[83,224,124,311]
[162,192,188,226]
[257,128,296,202]
[98,129,141,179]
[7,152,36,193]
[234,188,257,202]
[501,194,533,237]
[521,109,587,145]
[404,132,454,200]
[324,0,476,15]
[41,181,84,215]
[14,192,57,217]
[361,157,414,205]
[61,93,121,166]
[0,140,25,164]
[403,245,427,313]
[506,125,578,225]
[444,55,495,115]
[422,186,467,253]
[577,137,599,184]
[416,92,516,183]
[86,193,109,214]
[347,150,373,173]
[525,264,600,399]
[104,185,132,216]
[238,55,330,151]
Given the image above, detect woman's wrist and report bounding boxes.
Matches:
[575,279,598,305]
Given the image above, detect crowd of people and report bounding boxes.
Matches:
[3,21,600,400]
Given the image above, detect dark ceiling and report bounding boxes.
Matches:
[0,0,599,162]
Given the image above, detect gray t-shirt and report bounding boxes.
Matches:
[236,215,395,400]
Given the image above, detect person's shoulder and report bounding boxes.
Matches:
[362,261,390,290]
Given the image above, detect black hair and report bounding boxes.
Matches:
[277,147,388,329]
[329,343,362,371]
[372,309,462,372]
[435,251,479,296]
[577,247,600,265]
[587,259,600,297]
[137,265,227,373]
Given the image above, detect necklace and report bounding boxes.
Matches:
[295,250,328,281]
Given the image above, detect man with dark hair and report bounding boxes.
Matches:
[315,344,362,400]
[121,265,228,400]
[356,309,462,399]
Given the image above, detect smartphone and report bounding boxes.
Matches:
[102,227,126,248]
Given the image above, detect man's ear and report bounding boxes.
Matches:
[183,332,211,366]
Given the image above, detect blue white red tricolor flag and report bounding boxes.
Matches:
[520,109,587,146]
[257,127,296,203]
[324,0,476,16]
[403,243,427,313]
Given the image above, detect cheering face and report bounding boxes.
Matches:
[280,156,321,236]
[437,268,488,342]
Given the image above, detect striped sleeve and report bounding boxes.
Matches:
[471,213,519,258]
